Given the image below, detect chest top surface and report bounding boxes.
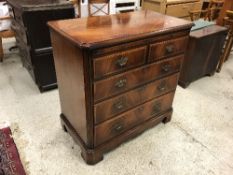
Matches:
[190,25,227,39]
[48,10,193,49]
[6,0,72,11]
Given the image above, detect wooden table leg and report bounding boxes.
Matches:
[217,31,233,72]
[0,37,3,62]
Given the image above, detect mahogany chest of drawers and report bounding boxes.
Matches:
[6,0,74,91]
[48,10,193,164]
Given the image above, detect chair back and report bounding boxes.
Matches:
[204,0,224,21]
[88,0,110,16]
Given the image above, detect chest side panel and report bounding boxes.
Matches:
[50,30,89,145]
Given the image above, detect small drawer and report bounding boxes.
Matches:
[93,46,147,79]
[166,2,203,18]
[94,92,175,146]
[94,55,183,102]
[149,36,188,62]
[94,73,179,124]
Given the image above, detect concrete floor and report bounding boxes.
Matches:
[0,39,233,175]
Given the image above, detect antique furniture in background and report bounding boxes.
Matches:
[6,0,75,91]
[217,0,233,26]
[217,10,233,72]
[88,0,110,16]
[204,0,224,20]
[70,0,81,17]
[189,0,224,21]
[48,10,193,164]
[0,1,15,62]
[142,0,203,20]
[179,25,227,88]
[115,0,138,13]
[0,15,14,62]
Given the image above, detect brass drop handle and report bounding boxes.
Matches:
[114,100,125,110]
[165,44,174,54]
[116,56,128,67]
[151,103,161,115]
[138,106,144,112]
[115,78,127,88]
[162,64,172,73]
[157,82,167,92]
[158,86,166,91]
[113,123,124,132]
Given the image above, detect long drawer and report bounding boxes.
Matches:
[93,46,147,79]
[94,55,183,102]
[94,73,179,124]
[94,92,175,146]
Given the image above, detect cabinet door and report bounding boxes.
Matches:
[32,52,57,90]
[23,8,75,52]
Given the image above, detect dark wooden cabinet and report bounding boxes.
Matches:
[7,0,75,91]
[48,11,193,164]
[179,25,227,88]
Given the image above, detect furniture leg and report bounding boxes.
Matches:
[81,149,104,165]
[0,37,3,62]
[217,32,233,72]
[207,71,215,76]
[225,34,233,61]
[178,80,190,88]
[162,110,172,124]
[61,120,68,132]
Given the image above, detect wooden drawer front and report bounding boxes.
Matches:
[93,46,147,79]
[149,36,188,62]
[32,52,57,86]
[94,55,183,102]
[166,2,203,18]
[94,92,175,146]
[94,73,179,124]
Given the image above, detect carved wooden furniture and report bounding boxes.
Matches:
[6,0,75,91]
[179,25,227,88]
[217,10,233,72]
[88,0,110,16]
[217,0,233,26]
[48,10,193,165]
[204,0,224,21]
[189,0,224,21]
[0,15,14,62]
[142,0,203,20]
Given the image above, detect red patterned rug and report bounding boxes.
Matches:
[0,127,26,175]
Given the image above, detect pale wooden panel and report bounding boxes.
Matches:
[166,1,203,18]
